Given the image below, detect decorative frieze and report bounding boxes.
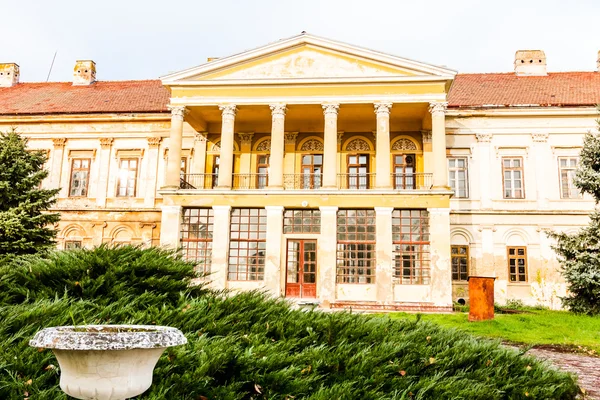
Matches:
[237,132,254,146]
[284,132,298,145]
[256,139,271,151]
[147,137,162,148]
[99,137,114,149]
[531,132,549,143]
[475,133,493,143]
[345,138,370,151]
[392,138,418,151]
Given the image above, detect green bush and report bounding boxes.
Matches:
[0,246,580,399]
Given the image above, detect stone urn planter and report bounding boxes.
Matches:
[29,325,187,400]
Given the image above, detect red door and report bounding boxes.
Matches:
[285,240,317,298]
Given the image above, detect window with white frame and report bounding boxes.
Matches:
[502,157,525,199]
[117,158,138,197]
[448,158,469,198]
[558,157,581,199]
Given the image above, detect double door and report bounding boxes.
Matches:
[285,239,317,298]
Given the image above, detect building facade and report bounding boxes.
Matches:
[1,34,599,311]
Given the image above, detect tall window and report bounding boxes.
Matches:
[117,158,138,197]
[392,210,430,284]
[180,157,188,175]
[347,154,369,189]
[336,210,376,283]
[448,158,468,198]
[181,208,214,275]
[451,245,469,281]
[558,157,580,199]
[502,157,524,199]
[257,155,269,189]
[301,154,322,189]
[228,208,267,281]
[212,156,220,188]
[507,246,527,282]
[284,209,321,233]
[393,154,415,189]
[69,158,90,197]
[64,240,82,250]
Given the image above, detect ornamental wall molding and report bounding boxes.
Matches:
[300,139,324,151]
[284,132,298,145]
[52,138,66,148]
[237,132,255,146]
[212,141,221,152]
[147,137,162,148]
[421,130,432,143]
[392,138,418,151]
[531,132,549,143]
[256,139,271,151]
[475,133,493,143]
[99,137,114,149]
[345,138,371,151]
[337,132,344,145]
[195,132,207,143]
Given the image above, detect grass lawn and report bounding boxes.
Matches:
[390,310,600,355]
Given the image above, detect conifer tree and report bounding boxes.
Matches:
[552,111,600,314]
[0,129,60,259]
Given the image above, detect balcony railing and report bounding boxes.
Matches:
[283,173,322,189]
[180,172,433,191]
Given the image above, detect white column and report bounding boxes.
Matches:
[429,102,448,189]
[159,205,182,248]
[217,105,237,189]
[375,207,394,303]
[50,138,66,191]
[264,206,284,295]
[210,205,231,290]
[96,138,113,207]
[269,104,286,189]
[428,207,452,308]
[318,206,338,306]
[322,104,339,189]
[192,132,207,175]
[164,106,186,189]
[532,132,550,209]
[144,137,161,207]
[476,133,493,209]
[374,103,392,189]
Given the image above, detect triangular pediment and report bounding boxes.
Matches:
[162,33,456,84]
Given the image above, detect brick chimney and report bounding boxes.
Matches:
[73,60,96,85]
[0,63,20,87]
[514,50,547,76]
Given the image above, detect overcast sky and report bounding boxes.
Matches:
[4,0,599,82]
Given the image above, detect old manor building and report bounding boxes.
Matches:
[2,34,599,310]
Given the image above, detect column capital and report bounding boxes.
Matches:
[194,132,208,143]
[147,136,162,148]
[218,104,237,118]
[284,132,298,145]
[421,130,432,143]
[475,133,493,143]
[237,132,254,146]
[374,102,392,115]
[428,101,448,115]
[337,131,344,145]
[168,105,187,121]
[52,138,66,148]
[531,132,549,143]
[99,137,113,149]
[322,103,340,115]
[269,103,287,117]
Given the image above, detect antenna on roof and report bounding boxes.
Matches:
[46,51,57,82]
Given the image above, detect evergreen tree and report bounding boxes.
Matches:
[0,128,60,259]
[552,112,600,314]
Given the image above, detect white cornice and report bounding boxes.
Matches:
[446,107,599,117]
[161,33,457,83]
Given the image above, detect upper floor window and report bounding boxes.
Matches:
[502,157,524,199]
[69,158,90,197]
[393,154,415,189]
[301,154,322,189]
[558,157,581,199]
[347,154,370,189]
[257,155,269,189]
[507,246,527,282]
[212,156,220,188]
[117,158,138,197]
[451,245,469,281]
[448,157,468,198]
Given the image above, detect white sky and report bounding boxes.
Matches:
[3,0,599,82]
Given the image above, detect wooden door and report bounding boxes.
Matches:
[285,239,317,298]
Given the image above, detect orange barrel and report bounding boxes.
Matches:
[467,276,496,321]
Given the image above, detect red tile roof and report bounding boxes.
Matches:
[448,72,600,108]
[0,80,169,115]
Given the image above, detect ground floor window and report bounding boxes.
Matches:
[507,246,527,282]
[64,240,82,250]
[451,245,469,281]
[181,208,214,275]
[336,209,376,283]
[228,208,267,281]
[392,209,430,284]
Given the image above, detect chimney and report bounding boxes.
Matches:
[73,60,96,85]
[0,63,20,87]
[514,50,547,76]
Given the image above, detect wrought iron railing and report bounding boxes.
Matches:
[232,173,269,190]
[283,173,323,190]
[337,173,376,190]
[391,173,433,190]
[180,174,218,189]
